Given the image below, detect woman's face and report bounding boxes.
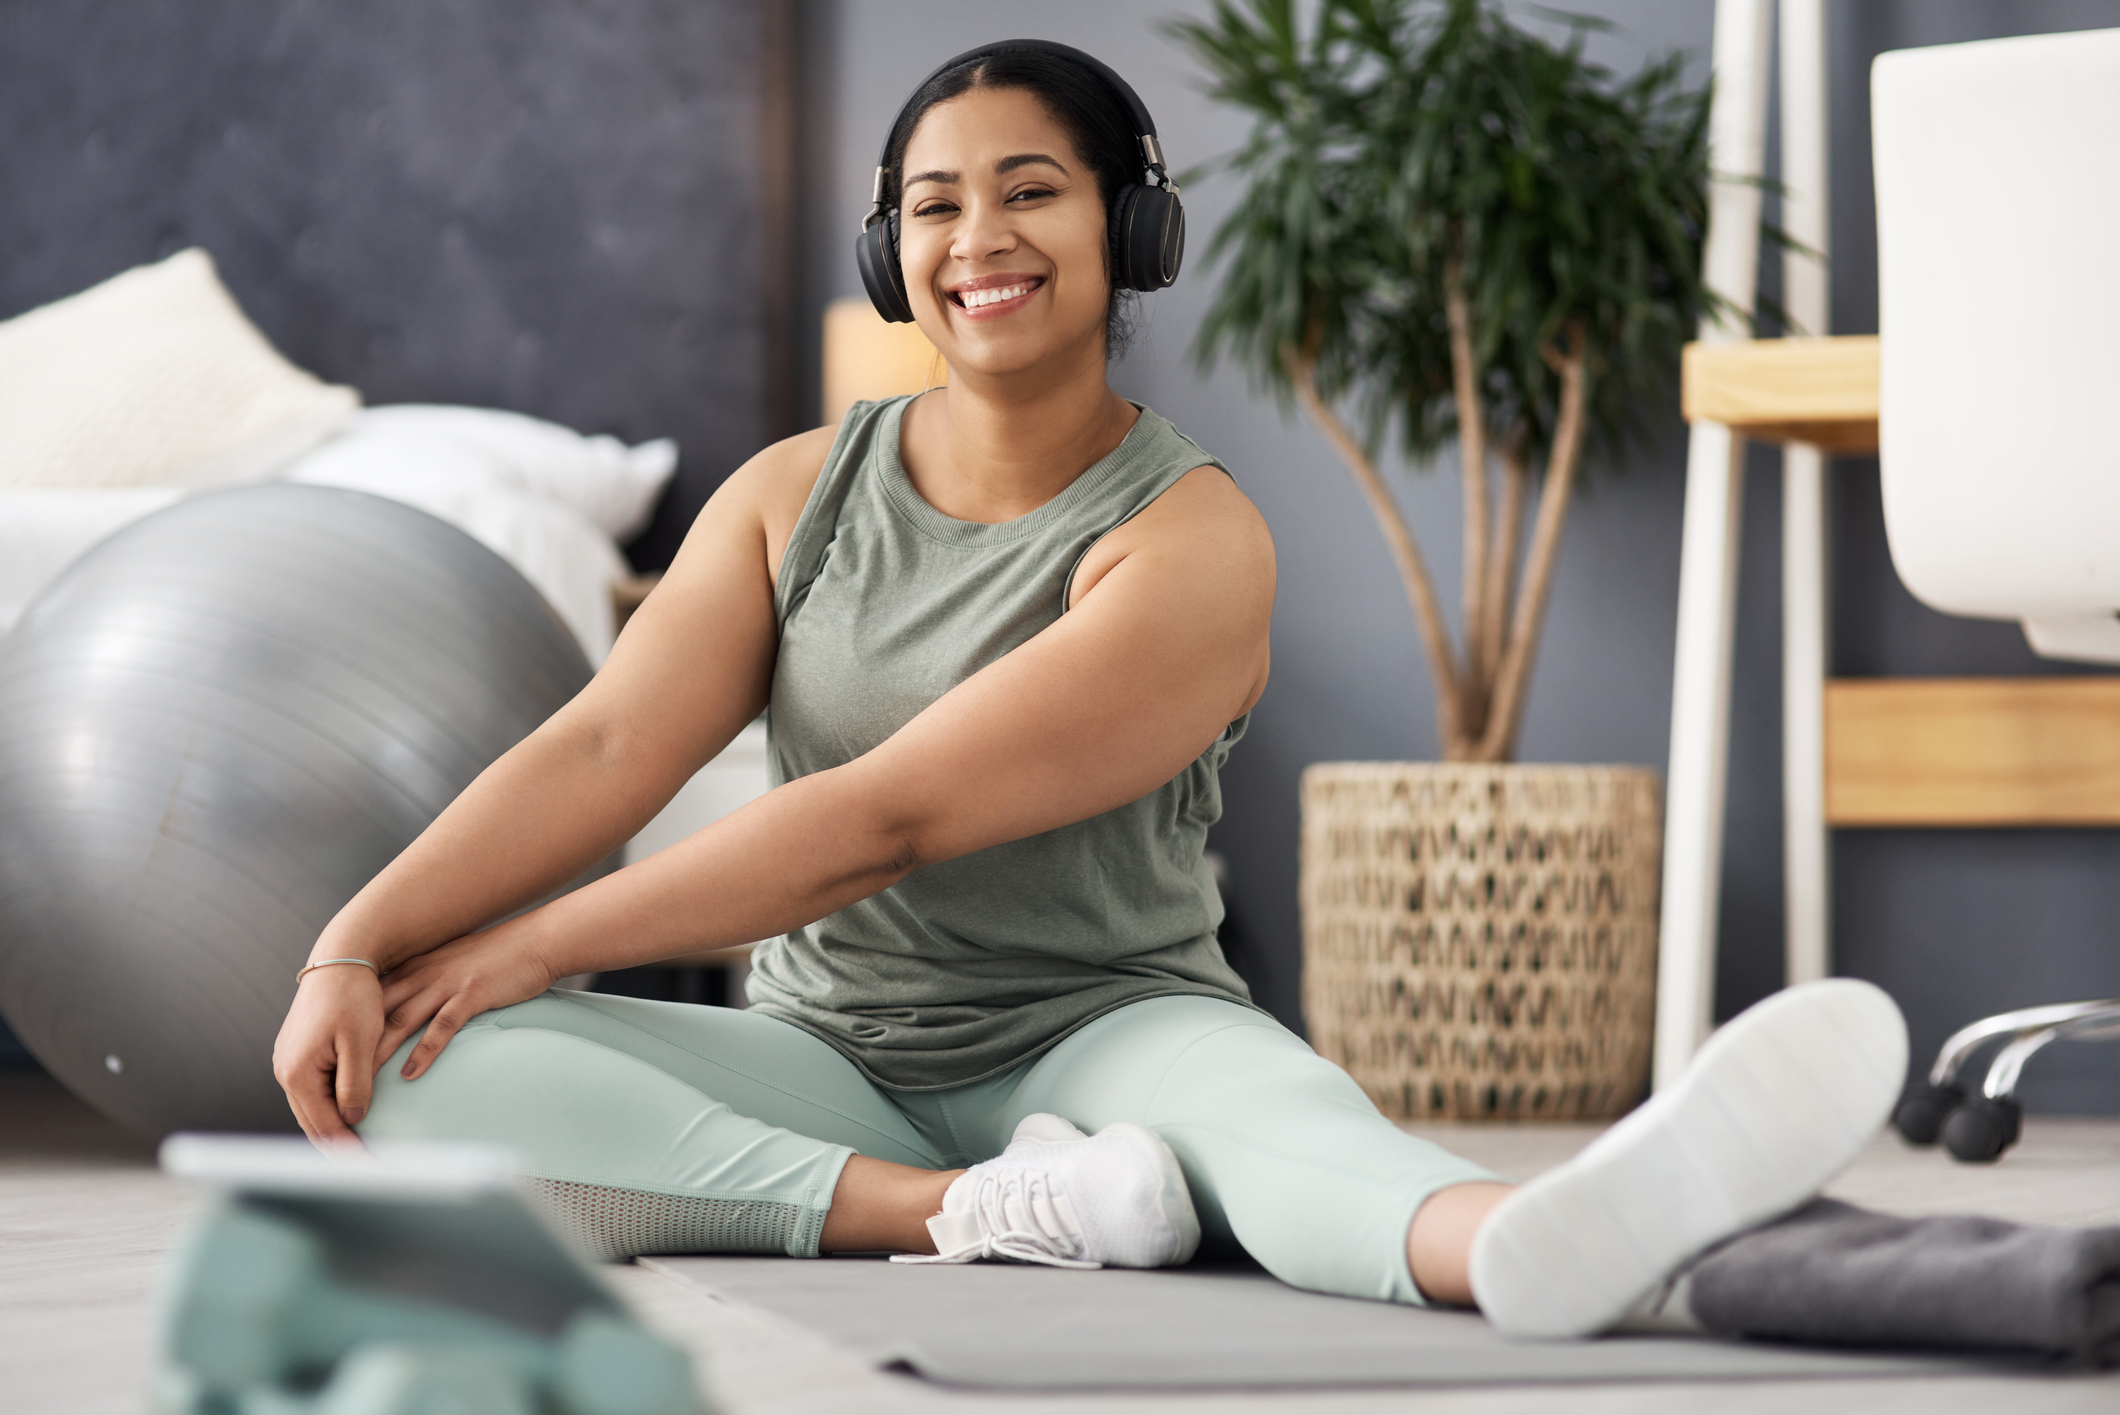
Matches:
[897,86,1111,377]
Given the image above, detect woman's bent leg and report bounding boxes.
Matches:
[360,990,947,1259]
[1000,995,1498,1304]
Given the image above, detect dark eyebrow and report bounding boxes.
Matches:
[903,153,1069,189]
[996,152,1068,176]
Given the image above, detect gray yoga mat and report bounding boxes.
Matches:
[644,1256,2010,1390]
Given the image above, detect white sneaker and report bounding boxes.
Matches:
[891,1113,1201,1270]
[1469,978,1908,1339]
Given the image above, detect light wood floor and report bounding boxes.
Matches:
[5,1068,2119,1414]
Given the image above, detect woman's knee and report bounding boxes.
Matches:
[357,1018,538,1142]
[1146,1018,1379,1133]
[1018,998,1308,1125]
[1129,1021,1496,1300]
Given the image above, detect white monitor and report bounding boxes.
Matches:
[1873,27,2120,663]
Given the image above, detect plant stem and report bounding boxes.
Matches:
[1481,423,1529,700]
[1477,330,1590,761]
[1285,341,1465,754]
[1444,255,1490,731]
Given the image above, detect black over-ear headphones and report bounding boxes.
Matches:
[855,38,1185,325]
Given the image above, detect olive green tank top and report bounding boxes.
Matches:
[744,394,1259,1090]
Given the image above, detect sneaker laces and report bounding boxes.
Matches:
[891,1161,1101,1269]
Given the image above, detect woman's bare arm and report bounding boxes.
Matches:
[310,426,834,967]
[373,465,1273,1071]
[543,466,1273,969]
[271,424,832,1141]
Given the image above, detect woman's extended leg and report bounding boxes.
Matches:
[976,995,1503,1305]
[359,989,960,1259]
[990,982,1907,1334]
[1404,1181,1513,1305]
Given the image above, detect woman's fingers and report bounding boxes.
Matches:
[400,997,473,1080]
[285,1076,324,1142]
[378,982,427,1022]
[273,964,386,1146]
[333,1030,374,1129]
[372,925,558,1082]
[375,989,445,1073]
[373,931,555,1082]
[275,1027,349,1142]
[290,1054,356,1143]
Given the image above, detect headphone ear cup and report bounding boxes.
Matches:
[856,209,916,323]
[1159,198,1186,286]
[1112,185,1185,292]
[1107,184,1140,291]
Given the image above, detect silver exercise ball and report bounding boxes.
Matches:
[0,485,605,1136]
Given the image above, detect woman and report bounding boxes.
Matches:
[273,41,1900,1336]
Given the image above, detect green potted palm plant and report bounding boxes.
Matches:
[1171,0,1721,1119]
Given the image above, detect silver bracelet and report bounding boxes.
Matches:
[295,957,381,984]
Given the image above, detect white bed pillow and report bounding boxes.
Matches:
[289,405,677,543]
[0,249,360,492]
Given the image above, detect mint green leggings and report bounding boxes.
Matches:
[359,991,1495,1305]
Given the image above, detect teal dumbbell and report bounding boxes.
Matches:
[157,1137,706,1415]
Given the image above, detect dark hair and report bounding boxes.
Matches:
[882,50,1143,359]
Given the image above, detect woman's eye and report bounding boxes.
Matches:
[1008,187,1056,203]
[912,202,958,219]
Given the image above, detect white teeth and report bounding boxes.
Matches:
[963,283,1028,308]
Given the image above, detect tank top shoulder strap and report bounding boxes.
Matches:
[1059,409,1233,608]
[775,397,1231,623]
[774,396,904,627]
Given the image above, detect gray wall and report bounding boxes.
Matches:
[0,0,795,569]
[798,0,2120,1112]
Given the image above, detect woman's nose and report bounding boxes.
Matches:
[950,197,1016,263]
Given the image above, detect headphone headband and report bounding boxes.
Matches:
[861,37,1175,234]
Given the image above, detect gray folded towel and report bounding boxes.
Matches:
[1686,1199,2120,1366]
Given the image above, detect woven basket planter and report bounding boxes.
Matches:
[1300,763,1662,1122]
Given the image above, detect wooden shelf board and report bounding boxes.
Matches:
[1824,676,2120,826]
[1683,335,1880,452]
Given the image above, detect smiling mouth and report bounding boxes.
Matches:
[950,279,1042,310]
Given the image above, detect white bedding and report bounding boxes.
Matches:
[0,420,651,666]
[0,487,186,634]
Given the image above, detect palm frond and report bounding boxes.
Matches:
[1172,0,1720,471]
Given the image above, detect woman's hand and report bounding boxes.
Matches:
[272,963,386,1144]
[272,918,558,1145]
[373,920,561,1084]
